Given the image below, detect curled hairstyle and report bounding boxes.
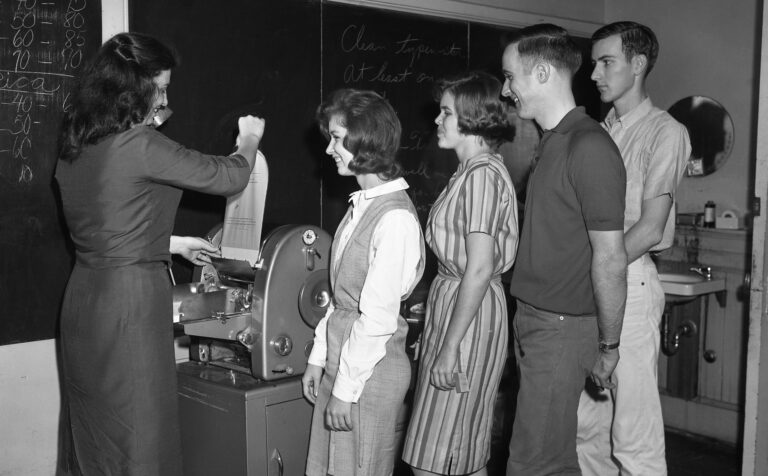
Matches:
[506,24,582,77]
[591,21,659,76]
[317,89,402,180]
[434,71,515,149]
[58,32,179,161]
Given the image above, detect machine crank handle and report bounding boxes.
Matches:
[305,247,321,271]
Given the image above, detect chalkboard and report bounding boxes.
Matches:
[0,0,101,345]
[129,0,601,285]
[321,4,468,227]
[130,0,323,283]
[321,8,600,227]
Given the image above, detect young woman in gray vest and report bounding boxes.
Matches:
[303,89,425,476]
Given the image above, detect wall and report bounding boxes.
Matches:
[604,0,761,443]
[605,0,761,224]
[329,0,602,34]
[0,341,61,476]
[655,227,751,444]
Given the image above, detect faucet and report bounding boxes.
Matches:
[690,265,712,280]
[685,236,700,265]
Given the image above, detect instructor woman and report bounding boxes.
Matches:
[55,32,264,475]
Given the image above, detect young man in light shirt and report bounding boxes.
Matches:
[577,21,691,476]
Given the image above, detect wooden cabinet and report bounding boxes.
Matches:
[655,225,750,444]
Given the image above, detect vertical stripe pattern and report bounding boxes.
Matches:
[402,153,518,474]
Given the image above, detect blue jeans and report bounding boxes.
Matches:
[507,301,599,476]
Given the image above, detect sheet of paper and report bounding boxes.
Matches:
[220,150,268,266]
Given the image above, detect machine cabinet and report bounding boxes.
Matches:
[177,361,312,476]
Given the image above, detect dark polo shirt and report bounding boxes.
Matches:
[510,107,626,315]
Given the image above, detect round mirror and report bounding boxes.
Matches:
[668,96,734,177]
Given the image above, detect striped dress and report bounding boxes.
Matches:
[402,153,518,474]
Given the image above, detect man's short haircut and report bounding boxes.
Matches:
[506,24,582,77]
[591,21,659,76]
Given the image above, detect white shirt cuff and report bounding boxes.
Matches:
[331,371,364,403]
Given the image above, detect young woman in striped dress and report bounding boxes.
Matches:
[302,89,425,476]
[402,71,518,476]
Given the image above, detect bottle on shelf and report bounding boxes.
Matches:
[704,201,716,228]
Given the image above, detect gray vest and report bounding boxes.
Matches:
[324,189,424,379]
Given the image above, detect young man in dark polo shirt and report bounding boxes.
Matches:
[501,24,628,475]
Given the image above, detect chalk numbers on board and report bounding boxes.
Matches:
[9,0,37,183]
[11,1,35,72]
[62,1,87,71]
[3,0,87,184]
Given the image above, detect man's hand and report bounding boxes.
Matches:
[325,395,353,431]
[590,348,619,391]
[301,363,323,405]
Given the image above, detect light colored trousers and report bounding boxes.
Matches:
[577,256,668,476]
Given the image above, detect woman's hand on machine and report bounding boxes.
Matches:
[170,235,220,266]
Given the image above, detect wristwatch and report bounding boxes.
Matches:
[599,341,620,352]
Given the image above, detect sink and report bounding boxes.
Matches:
[658,272,726,296]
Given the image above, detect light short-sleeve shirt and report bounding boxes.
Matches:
[603,98,691,253]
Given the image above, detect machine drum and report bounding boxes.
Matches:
[298,269,331,328]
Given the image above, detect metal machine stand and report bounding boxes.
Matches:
[177,361,312,476]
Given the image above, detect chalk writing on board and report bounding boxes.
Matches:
[340,24,386,53]
[1,0,100,345]
[0,0,89,186]
[400,129,430,152]
[339,24,464,87]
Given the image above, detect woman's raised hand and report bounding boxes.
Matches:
[234,115,265,168]
[236,115,265,148]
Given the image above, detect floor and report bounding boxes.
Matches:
[395,302,741,476]
[393,353,741,476]
[664,429,740,476]
[395,428,740,475]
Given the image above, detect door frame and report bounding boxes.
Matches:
[742,5,768,474]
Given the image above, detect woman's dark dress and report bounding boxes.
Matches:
[55,126,250,476]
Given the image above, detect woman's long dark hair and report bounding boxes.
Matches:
[58,32,178,161]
